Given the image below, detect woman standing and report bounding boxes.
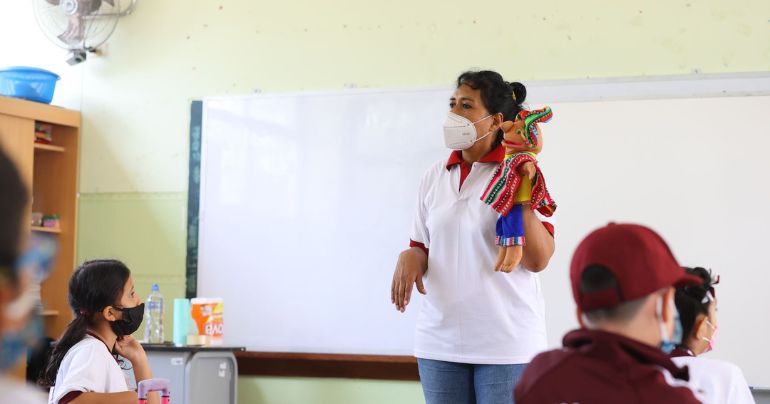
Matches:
[391,70,555,404]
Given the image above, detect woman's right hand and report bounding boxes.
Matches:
[391,247,428,313]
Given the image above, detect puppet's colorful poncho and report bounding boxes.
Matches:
[482,152,556,217]
[481,107,556,246]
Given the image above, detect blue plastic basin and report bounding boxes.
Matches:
[0,66,60,104]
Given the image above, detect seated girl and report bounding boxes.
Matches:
[40,259,158,404]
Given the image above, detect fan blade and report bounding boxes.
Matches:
[84,0,103,14]
[45,0,61,5]
[103,0,115,6]
[57,16,86,46]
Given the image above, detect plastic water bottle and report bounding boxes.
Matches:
[144,283,164,343]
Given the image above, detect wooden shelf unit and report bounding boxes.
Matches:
[34,143,66,153]
[0,95,80,344]
[41,310,61,317]
[31,225,62,234]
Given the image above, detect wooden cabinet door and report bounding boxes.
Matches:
[0,114,34,189]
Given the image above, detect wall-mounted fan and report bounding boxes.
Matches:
[33,0,138,65]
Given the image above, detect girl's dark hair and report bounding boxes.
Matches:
[456,70,527,149]
[39,259,131,387]
[674,266,716,349]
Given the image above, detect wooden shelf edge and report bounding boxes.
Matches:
[235,352,419,381]
[0,95,80,127]
[41,310,60,316]
[34,143,66,153]
[31,226,61,234]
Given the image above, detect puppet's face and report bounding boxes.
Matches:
[502,120,543,154]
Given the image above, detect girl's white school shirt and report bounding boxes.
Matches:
[48,334,130,404]
[672,355,755,404]
[410,148,555,365]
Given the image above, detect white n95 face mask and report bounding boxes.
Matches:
[442,112,493,150]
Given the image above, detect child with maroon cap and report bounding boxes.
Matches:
[515,223,705,403]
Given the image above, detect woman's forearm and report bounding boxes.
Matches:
[520,207,555,272]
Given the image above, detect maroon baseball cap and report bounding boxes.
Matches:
[571,223,703,311]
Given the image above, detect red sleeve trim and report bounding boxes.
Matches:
[542,222,555,238]
[59,391,83,404]
[409,239,429,256]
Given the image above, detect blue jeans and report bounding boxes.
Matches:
[417,358,527,404]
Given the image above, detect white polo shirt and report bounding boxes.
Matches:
[672,355,755,404]
[410,147,554,365]
[48,335,130,404]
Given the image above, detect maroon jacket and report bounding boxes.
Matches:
[515,329,701,404]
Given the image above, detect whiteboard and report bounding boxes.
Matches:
[198,81,770,386]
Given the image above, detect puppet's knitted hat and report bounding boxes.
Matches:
[515,106,553,148]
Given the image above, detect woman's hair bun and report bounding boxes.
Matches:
[509,81,527,104]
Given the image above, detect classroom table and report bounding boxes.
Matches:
[139,343,244,404]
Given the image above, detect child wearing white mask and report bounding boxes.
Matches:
[671,267,754,404]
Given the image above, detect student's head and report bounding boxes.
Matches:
[449,70,527,152]
[66,259,140,322]
[570,223,702,350]
[41,259,142,386]
[675,267,718,355]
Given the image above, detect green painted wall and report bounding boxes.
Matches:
[76,0,770,194]
[76,193,187,340]
[3,0,769,402]
[238,378,423,404]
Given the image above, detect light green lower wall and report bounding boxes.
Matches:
[77,192,188,338]
[238,377,423,404]
[77,193,424,404]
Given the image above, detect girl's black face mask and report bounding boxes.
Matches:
[110,303,144,337]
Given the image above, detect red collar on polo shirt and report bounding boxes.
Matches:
[445,145,505,189]
[410,144,553,257]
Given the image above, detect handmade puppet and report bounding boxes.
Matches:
[480,106,556,272]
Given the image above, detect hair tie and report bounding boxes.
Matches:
[78,309,89,316]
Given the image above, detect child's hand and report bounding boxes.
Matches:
[114,335,147,365]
